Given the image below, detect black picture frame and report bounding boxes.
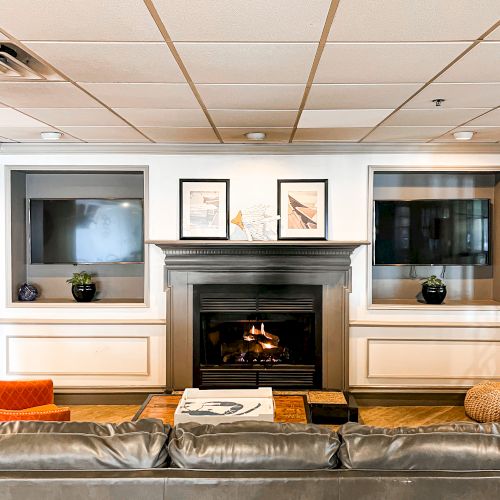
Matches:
[277,179,328,240]
[179,179,230,240]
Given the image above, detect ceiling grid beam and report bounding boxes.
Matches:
[0,27,156,143]
[143,0,224,143]
[358,19,500,143]
[288,0,341,143]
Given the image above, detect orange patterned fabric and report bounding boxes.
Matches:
[0,404,71,421]
[0,380,54,410]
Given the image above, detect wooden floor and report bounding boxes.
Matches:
[67,404,473,426]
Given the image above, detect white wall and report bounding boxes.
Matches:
[1,150,500,391]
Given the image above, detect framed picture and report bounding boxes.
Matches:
[179,179,230,239]
[277,179,328,240]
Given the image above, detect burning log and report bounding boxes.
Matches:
[220,322,288,364]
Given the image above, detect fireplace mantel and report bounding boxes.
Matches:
[149,240,369,391]
[148,240,369,272]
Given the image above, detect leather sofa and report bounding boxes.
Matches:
[0,419,499,500]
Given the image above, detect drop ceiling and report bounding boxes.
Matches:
[0,0,498,145]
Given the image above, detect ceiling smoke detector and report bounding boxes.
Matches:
[40,131,62,141]
[245,131,266,141]
[453,131,474,141]
[432,98,446,107]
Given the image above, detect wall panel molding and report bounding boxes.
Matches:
[367,338,500,379]
[6,335,150,376]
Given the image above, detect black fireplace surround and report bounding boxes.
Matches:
[193,284,322,388]
[151,241,367,390]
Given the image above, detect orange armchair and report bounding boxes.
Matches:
[0,379,70,421]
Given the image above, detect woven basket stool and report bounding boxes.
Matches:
[464,381,500,422]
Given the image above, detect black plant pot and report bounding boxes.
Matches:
[71,284,96,302]
[422,284,447,305]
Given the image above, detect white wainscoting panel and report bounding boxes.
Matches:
[7,336,149,375]
[367,339,500,379]
[349,326,500,388]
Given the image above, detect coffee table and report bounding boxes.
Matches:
[134,393,310,425]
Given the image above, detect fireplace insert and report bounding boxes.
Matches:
[193,284,322,388]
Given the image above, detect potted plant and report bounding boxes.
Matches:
[421,275,446,304]
[66,272,96,302]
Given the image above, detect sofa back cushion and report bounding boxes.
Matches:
[0,419,170,470]
[169,420,340,470]
[339,422,500,470]
[0,419,165,436]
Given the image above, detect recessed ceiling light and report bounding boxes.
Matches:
[40,131,62,141]
[245,132,266,141]
[453,131,474,141]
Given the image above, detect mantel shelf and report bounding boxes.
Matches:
[147,240,370,248]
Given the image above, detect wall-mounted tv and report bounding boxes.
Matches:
[374,199,490,266]
[30,198,144,264]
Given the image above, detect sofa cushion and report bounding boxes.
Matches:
[169,420,340,470]
[0,419,170,470]
[338,422,500,470]
[0,418,166,436]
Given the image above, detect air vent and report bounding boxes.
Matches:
[0,43,62,81]
[199,367,316,388]
[200,296,315,312]
[258,298,315,312]
[200,297,257,312]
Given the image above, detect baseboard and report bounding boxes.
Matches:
[54,391,164,405]
[350,389,467,407]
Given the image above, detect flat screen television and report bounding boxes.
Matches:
[374,199,490,266]
[30,198,144,264]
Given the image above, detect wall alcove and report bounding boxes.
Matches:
[8,167,148,307]
[369,167,500,309]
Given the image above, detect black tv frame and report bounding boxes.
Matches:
[28,197,145,265]
[372,198,492,267]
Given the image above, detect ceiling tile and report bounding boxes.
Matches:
[79,83,199,108]
[209,110,297,127]
[328,0,500,41]
[436,42,500,83]
[299,109,393,128]
[486,27,500,40]
[384,108,489,126]
[468,108,500,126]
[404,83,500,109]
[113,108,209,127]
[138,127,219,143]
[175,43,316,83]
[363,126,453,142]
[0,0,162,41]
[306,84,421,109]
[57,126,149,142]
[26,42,185,83]
[0,108,45,126]
[152,0,330,41]
[294,128,372,142]
[17,107,126,126]
[0,126,81,141]
[219,128,292,143]
[197,84,304,110]
[434,126,500,142]
[315,43,468,84]
[0,82,100,107]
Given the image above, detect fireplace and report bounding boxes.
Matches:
[193,284,322,388]
[151,240,367,391]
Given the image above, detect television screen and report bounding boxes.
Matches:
[374,199,490,265]
[30,199,144,264]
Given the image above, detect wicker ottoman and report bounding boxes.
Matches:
[464,381,500,422]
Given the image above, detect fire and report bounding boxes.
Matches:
[243,323,280,350]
